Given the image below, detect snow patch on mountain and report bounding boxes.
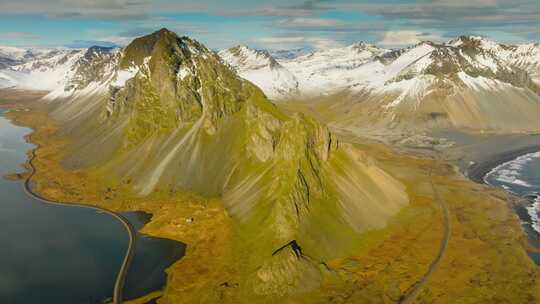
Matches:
[383,43,434,78]
[0,71,16,88]
[382,76,437,108]
[277,42,389,95]
[219,45,298,100]
[269,48,309,60]
[7,50,85,92]
[0,45,31,61]
[112,66,140,88]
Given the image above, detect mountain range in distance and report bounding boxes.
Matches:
[3,34,540,134]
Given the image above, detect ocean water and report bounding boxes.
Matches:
[484,151,540,264]
[0,109,185,303]
[484,151,540,234]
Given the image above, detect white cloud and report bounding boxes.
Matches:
[378,30,444,46]
[257,36,343,50]
[277,17,344,28]
[0,32,40,40]
[258,37,305,44]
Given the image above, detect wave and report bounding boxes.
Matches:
[484,151,540,188]
[528,195,540,234]
[484,151,540,234]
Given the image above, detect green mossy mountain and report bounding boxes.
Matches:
[49,29,408,300]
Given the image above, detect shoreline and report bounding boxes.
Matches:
[466,143,540,184]
[464,142,540,263]
[17,120,136,304]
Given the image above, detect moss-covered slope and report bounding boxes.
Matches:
[49,28,408,300]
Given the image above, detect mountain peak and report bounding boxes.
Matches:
[348,41,376,50]
[156,27,173,35]
[220,45,279,69]
[446,35,499,48]
[119,28,210,69]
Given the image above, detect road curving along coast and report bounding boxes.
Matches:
[21,132,136,304]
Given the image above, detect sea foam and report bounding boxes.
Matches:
[484,151,540,234]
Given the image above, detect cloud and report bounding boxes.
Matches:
[257,35,343,50]
[287,0,335,11]
[345,0,540,28]
[0,0,335,19]
[0,32,41,40]
[378,30,445,46]
[276,17,344,28]
[2,0,540,49]
[218,0,336,17]
[1,0,154,20]
[64,40,118,48]
[117,27,155,38]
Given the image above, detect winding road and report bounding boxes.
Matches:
[398,170,451,304]
[22,133,136,304]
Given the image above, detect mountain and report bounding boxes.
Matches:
[279,42,390,96]
[0,46,56,86]
[221,36,540,132]
[326,37,540,132]
[7,36,540,133]
[0,46,58,69]
[219,45,299,100]
[22,28,408,300]
[269,48,309,60]
[220,42,389,99]
[0,46,118,96]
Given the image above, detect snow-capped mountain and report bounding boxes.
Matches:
[0,46,57,69]
[218,36,540,131]
[219,45,299,99]
[0,46,121,97]
[0,46,60,85]
[0,46,28,61]
[220,42,390,99]
[269,48,309,60]
[323,37,540,131]
[278,42,390,96]
[220,36,540,101]
[0,46,26,70]
[4,34,540,132]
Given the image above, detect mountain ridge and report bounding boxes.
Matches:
[221,35,540,132]
[15,28,408,300]
[4,34,540,133]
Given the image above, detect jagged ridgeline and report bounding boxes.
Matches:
[48,29,408,297]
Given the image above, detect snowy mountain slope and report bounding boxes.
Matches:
[3,34,540,132]
[219,42,390,99]
[313,37,540,132]
[0,46,123,100]
[278,42,389,96]
[0,45,30,62]
[269,48,309,60]
[225,35,540,132]
[0,46,57,69]
[0,71,16,88]
[6,49,86,92]
[493,42,540,84]
[220,36,540,106]
[219,45,299,99]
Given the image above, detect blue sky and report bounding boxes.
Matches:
[0,0,539,50]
